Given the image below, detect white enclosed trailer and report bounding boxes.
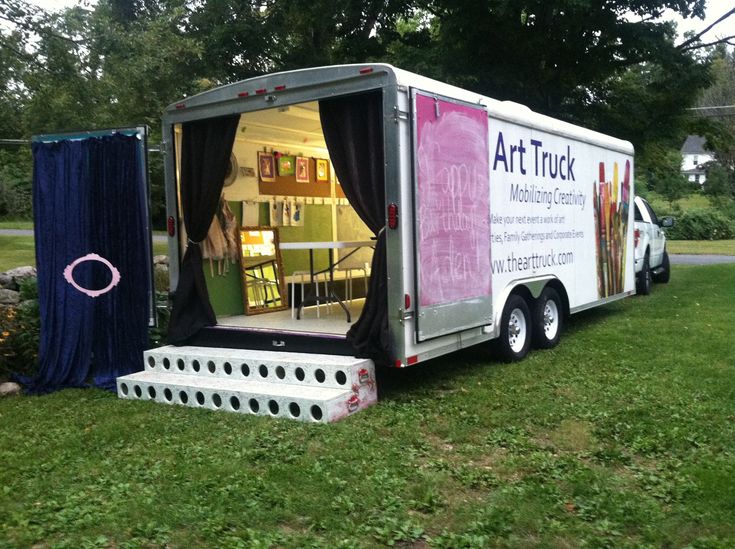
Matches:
[159,63,635,368]
[163,64,634,366]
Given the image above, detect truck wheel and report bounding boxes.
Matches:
[533,287,563,349]
[636,253,652,295]
[653,250,671,284]
[498,294,532,362]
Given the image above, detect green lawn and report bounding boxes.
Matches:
[0,220,33,230]
[0,235,36,271]
[643,191,711,212]
[0,235,168,271]
[667,239,735,255]
[1,264,734,547]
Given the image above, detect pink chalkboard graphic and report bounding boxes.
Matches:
[416,94,491,308]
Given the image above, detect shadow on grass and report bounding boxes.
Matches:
[375,298,629,402]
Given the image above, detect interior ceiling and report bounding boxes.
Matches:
[237,101,327,152]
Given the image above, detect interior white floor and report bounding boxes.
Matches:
[218,298,365,336]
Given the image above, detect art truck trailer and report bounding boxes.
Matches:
[117,64,635,421]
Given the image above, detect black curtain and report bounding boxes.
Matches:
[319,91,390,364]
[168,115,240,344]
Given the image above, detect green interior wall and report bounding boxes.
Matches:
[206,202,333,317]
[279,204,332,275]
[205,201,245,317]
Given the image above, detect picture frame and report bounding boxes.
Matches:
[258,152,276,183]
[278,155,295,177]
[295,156,309,183]
[316,158,329,182]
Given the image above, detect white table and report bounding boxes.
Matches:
[280,240,374,321]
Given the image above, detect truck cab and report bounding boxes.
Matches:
[633,196,673,294]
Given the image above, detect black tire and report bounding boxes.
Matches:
[498,294,532,362]
[636,252,652,295]
[533,287,564,349]
[653,250,670,284]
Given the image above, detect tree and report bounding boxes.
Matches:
[638,143,693,208]
[703,162,733,198]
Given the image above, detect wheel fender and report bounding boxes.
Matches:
[492,276,558,338]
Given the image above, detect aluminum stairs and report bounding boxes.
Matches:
[116,346,377,423]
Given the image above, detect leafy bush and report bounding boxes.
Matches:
[0,277,40,378]
[665,208,735,240]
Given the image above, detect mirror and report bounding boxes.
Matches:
[661,216,675,228]
[239,227,288,315]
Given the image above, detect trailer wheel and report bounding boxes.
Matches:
[653,250,670,284]
[498,294,532,362]
[533,287,563,349]
[637,252,652,295]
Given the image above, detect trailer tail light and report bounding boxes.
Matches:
[255,88,266,95]
[634,228,640,248]
[407,355,418,366]
[167,216,176,237]
[175,103,186,109]
[359,67,373,74]
[404,293,411,310]
[274,85,286,91]
[238,91,249,97]
[388,203,399,229]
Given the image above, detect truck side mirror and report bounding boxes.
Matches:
[660,217,674,228]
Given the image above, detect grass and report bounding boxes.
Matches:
[643,191,711,213]
[0,220,33,230]
[1,264,734,547]
[667,240,735,255]
[0,235,168,271]
[0,235,36,272]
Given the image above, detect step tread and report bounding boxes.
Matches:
[150,346,369,367]
[120,370,350,400]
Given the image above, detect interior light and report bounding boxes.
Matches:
[388,203,398,230]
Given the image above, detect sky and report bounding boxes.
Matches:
[20,0,735,43]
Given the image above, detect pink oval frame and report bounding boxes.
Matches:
[63,253,121,298]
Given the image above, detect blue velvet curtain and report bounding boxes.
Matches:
[22,133,151,394]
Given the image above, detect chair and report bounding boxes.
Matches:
[290,270,330,319]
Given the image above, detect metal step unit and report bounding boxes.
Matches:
[116,346,378,423]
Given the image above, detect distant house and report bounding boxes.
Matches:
[680,135,714,186]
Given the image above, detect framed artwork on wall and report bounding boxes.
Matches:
[258,152,276,183]
[316,158,329,181]
[295,156,309,183]
[278,155,295,176]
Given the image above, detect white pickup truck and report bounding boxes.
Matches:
[634,196,674,294]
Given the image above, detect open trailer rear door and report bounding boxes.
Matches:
[411,90,493,341]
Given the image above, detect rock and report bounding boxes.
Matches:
[0,272,14,290]
[154,264,170,292]
[0,289,20,305]
[0,382,22,397]
[6,266,36,282]
[153,255,169,265]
